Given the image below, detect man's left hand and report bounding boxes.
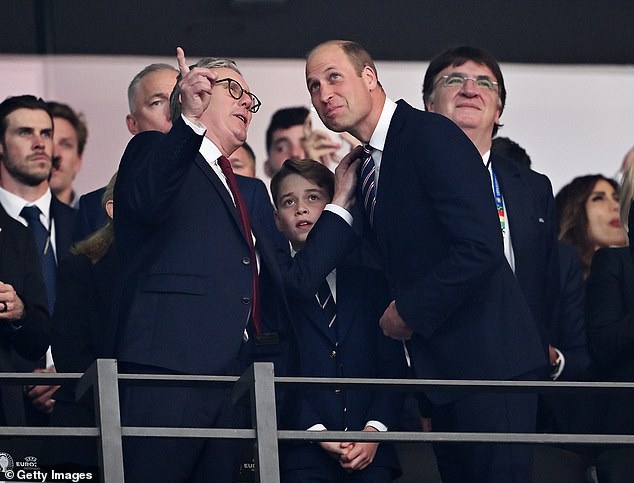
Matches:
[338,426,379,471]
[26,367,59,414]
[380,301,413,340]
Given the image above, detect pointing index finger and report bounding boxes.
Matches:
[176,47,189,74]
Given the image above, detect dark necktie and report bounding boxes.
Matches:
[316,279,336,330]
[217,156,262,335]
[20,205,56,313]
[360,144,377,226]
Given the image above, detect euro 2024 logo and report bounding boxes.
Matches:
[0,452,15,479]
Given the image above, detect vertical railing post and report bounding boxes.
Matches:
[237,362,280,483]
[91,359,125,482]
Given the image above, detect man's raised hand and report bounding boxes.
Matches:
[176,46,218,124]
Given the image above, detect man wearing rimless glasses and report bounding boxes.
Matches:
[113,47,359,482]
[423,47,563,480]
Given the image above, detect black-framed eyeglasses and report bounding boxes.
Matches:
[435,74,499,91]
[215,78,261,113]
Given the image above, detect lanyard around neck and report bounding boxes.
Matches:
[490,168,506,235]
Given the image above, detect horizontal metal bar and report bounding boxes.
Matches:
[277,430,634,445]
[117,373,240,388]
[274,376,634,393]
[0,372,83,384]
[121,427,255,439]
[0,427,98,437]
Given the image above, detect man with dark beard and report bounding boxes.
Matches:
[0,95,76,424]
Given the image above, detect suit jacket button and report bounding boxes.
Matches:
[330,350,337,358]
[241,297,251,304]
[335,388,341,394]
[242,257,251,265]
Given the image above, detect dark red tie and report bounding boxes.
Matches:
[218,156,262,335]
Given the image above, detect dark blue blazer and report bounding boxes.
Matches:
[490,152,559,355]
[112,116,356,378]
[50,195,77,264]
[280,263,406,477]
[363,101,545,404]
[72,187,107,243]
[73,178,288,252]
[8,195,74,375]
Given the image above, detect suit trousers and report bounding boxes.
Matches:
[431,374,539,483]
[119,362,248,483]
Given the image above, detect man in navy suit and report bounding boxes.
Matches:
[423,47,559,373]
[113,48,360,482]
[0,95,76,423]
[271,159,406,482]
[306,40,546,483]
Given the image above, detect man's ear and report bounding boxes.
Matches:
[125,114,139,135]
[363,65,378,91]
[264,159,274,178]
[105,199,114,220]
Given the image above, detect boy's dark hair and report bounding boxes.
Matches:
[270,158,334,208]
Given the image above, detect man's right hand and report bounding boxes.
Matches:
[176,47,218,124]
[319,441,350,460]
[331,145,363,211]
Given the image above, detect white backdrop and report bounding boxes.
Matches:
[1,54,632,196]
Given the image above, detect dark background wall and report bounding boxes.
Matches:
[2,0,633,64]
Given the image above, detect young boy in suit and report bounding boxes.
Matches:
[271,158,407,482]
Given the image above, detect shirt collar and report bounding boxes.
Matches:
[482,149,491,168]
[0,186,52,225]
[200,136,223,165]
[368,98,397,152]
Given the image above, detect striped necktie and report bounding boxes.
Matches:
[316,279,336,329]
[360,144,377,226]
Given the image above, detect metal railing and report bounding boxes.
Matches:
[1,359,634,482]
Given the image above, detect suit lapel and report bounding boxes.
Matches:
[297,286,338,344]
[194,155,245,237]
[334,266,360,344]
[373,101,406,236]
[51,197,74,261]
[491,154,530,272]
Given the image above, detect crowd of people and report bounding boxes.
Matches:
[0,39,632,483]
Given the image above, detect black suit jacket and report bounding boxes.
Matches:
[362,101,545,404]
[585,246,634,434]
[72,187,107,243]
[113,116,356,379]
[50,195,77,264]
[0,205,50,425]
